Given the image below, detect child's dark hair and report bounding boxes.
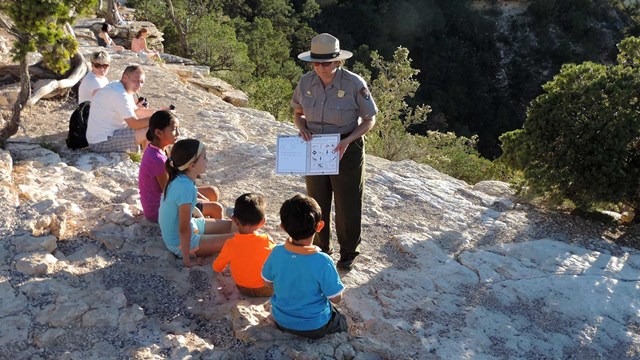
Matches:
[233,193,266,226]
[101,23,109,32]
[146,110,176,142]
[280,194,322,241]
[164,139,203,199]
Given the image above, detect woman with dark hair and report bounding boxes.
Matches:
[158,139,234,267]
[291,33,379,270]
[98,23,125,52]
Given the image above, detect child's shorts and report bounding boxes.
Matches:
[164,217,205,257]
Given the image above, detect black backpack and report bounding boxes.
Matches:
[66,101,91,149]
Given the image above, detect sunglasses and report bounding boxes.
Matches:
[93,63,110,69]
[313,62,334,67]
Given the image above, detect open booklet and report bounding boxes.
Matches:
[275,134,340,175]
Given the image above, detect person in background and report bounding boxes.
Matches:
[78,51,111,104]
[213,193,275,297]
[131,28,160,61]
[291,33,379,270]
[86,65,166,153]
[139,111,224,222]
[262,194,347,339]
[98,23,125,52]
[158,139,235,267]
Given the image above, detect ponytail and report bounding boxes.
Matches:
[163,139,202,200]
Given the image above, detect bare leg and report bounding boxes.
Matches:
[197,186,220,202]
[194,219,234,256]
[134,128,149,151]
[204,218,233,234]
[200,201,223,219]
[195,233,233,256]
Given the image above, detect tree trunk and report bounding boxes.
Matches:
[165,0,189,56]
[0,58,30,148]
[27,52,87,105]
[104,0,122,25]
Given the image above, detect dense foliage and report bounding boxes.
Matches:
[5,0,96,74]
[0,0,95,147]
[128,0,640,186]
[128,0,313,118]
[500,37,640,209]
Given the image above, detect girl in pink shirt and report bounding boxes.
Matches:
[138,111,224,222]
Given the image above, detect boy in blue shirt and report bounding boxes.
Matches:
[262,194,347,339]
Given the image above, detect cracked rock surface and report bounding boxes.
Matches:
[0,23,639,359]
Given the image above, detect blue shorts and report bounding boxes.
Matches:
[164,217,205,257]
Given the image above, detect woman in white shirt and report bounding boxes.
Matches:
[78,51,111,104]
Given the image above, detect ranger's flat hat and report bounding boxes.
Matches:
[298,33,353,62]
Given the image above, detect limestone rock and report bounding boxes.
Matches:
[15,252,58,275]
[66,243,101,262]
[82,306,120,327]
[90,341,118,360]
[231,301,294,342]
[83,184,117,203]
[0,83,20,109]
[49,214,69,239]
[118,304,146,332]
[98,287,128,309]
[11,234,57,253]
[473,180,515,198]
[0,279,27,315]
[158,53,198,65]
[19,278,77,299]
[167,64,210,78]
[29,215,53,236]
[90,223,125,250]
[187,77,249,107]
[335,342,356,360]
[7,143,62,166]
[32,199,60,215]
[0,149,12,183]
[0,314,30,346]
[105,203,138,225]
[34,328,66,348]
[37,301,89,327]
[187,77,233,96]
[75,27,99,46]
[0,150,17,207]
[162,333,214,356]
[223,89,249,107]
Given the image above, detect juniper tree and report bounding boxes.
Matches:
[500,37,640,209]
[0,0,95,148]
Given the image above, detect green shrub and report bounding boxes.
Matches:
[500,37,640,209]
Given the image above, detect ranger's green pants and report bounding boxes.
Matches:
[306,137,364,257]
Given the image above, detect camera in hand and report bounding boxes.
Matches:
[138,96,149,108]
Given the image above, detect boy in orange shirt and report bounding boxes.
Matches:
[213,193,275,297]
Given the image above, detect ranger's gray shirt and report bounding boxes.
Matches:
[291,68,378,135]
